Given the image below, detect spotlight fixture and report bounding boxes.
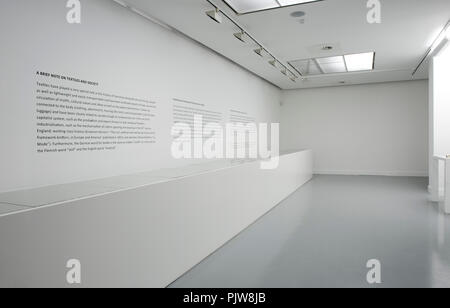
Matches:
[254,47,265,57]
[289,72,297,82]
[281,67,287,76]
[269,59,277,67]
[233,31,246,43]
[206,8,222,24]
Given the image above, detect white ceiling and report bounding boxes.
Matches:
[122,0,450,89]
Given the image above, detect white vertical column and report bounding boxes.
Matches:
[429,58,436,201]
[445,157,450,214]
[430,157,440,202]
[429,40,450,204]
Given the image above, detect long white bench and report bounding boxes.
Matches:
[0,149,313,287]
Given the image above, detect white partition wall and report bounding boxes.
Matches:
[429,41,450,211]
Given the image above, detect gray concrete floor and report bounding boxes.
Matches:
[169,175,450,288]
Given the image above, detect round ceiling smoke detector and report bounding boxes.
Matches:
[290,11,306,18]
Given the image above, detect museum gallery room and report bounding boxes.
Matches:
[0,0,450,289]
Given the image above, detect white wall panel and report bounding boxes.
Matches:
[281,81,428,176]
[0,0,281,193]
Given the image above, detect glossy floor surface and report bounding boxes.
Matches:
[169,175,450,288]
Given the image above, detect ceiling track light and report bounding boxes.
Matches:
[233,31,246,43]
[289,72,297,81]
[205,1,301,83]
[254,47,265,57]
[206,8,223,24]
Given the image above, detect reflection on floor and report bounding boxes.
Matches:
[169,175,450,288]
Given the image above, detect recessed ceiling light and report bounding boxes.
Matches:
[224,0,322,15]
[344,52,375,72]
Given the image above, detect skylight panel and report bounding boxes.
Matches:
[224,0,322,14]
[289,53,375,76]
[344,52,375,72]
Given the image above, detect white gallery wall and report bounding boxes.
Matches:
[0,0,281,193]
[281,81,429,176]
[429,44,450,193]
[431,46,450,160]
